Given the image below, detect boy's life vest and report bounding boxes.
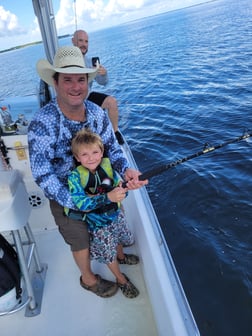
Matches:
[65,158,122,223]
[78,157,116,195]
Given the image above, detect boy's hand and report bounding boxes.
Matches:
[107,186,127,203]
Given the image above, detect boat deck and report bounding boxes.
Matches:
[1,197,158,336]
[0,130,199,336]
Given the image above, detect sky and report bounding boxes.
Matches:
[0,0,211,51]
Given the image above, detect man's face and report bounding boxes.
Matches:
[54,73,89,110]
[73,31,88,55]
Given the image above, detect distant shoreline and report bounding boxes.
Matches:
[0,34,71,54]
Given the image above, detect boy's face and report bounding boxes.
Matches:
[75,143,103,173]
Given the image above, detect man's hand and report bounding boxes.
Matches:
[124,168,148,190]
[97,65,107,76]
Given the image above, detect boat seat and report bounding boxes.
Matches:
[0,169,47,317]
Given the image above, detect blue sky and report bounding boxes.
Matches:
[0,0,212,51]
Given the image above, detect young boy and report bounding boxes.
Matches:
[65,128,139,298]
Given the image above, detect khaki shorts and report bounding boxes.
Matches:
[49,200,89,252]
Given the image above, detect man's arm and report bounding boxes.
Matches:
[95,65,108,86]
[85,55,108,86]
[28,105,76,209]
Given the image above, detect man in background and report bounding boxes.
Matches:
[72,29,124,145]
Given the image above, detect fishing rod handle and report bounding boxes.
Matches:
[121,173,149,188]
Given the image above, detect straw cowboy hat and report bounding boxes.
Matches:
[36,46,97,87]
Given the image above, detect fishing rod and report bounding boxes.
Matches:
[123,131,251,186]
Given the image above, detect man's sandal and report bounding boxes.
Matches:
[80,274,118,298]
[117,273,139,298]
[117,253,139,265]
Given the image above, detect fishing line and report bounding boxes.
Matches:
[123,131,251,186]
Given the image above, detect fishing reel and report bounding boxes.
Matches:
[96,178,114,194]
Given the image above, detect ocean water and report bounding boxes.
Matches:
[0,0,251,335]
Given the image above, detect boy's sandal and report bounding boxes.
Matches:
[117,273,139,298]
[117,253,139,265]
[80,274,118,298]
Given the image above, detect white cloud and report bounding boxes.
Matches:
[54,0,209,36]
[0,5,26,37]
[0,0,212,50]
[54,0,167,35]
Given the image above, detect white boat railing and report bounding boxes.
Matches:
[123,142,200,336]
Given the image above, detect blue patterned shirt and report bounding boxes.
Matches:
[28,98,129,209]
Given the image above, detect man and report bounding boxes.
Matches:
[28,46,147,298]
[72,29,124,145]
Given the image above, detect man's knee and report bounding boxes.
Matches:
[102,95,117,110]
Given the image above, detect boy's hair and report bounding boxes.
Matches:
[71,128,104,156]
